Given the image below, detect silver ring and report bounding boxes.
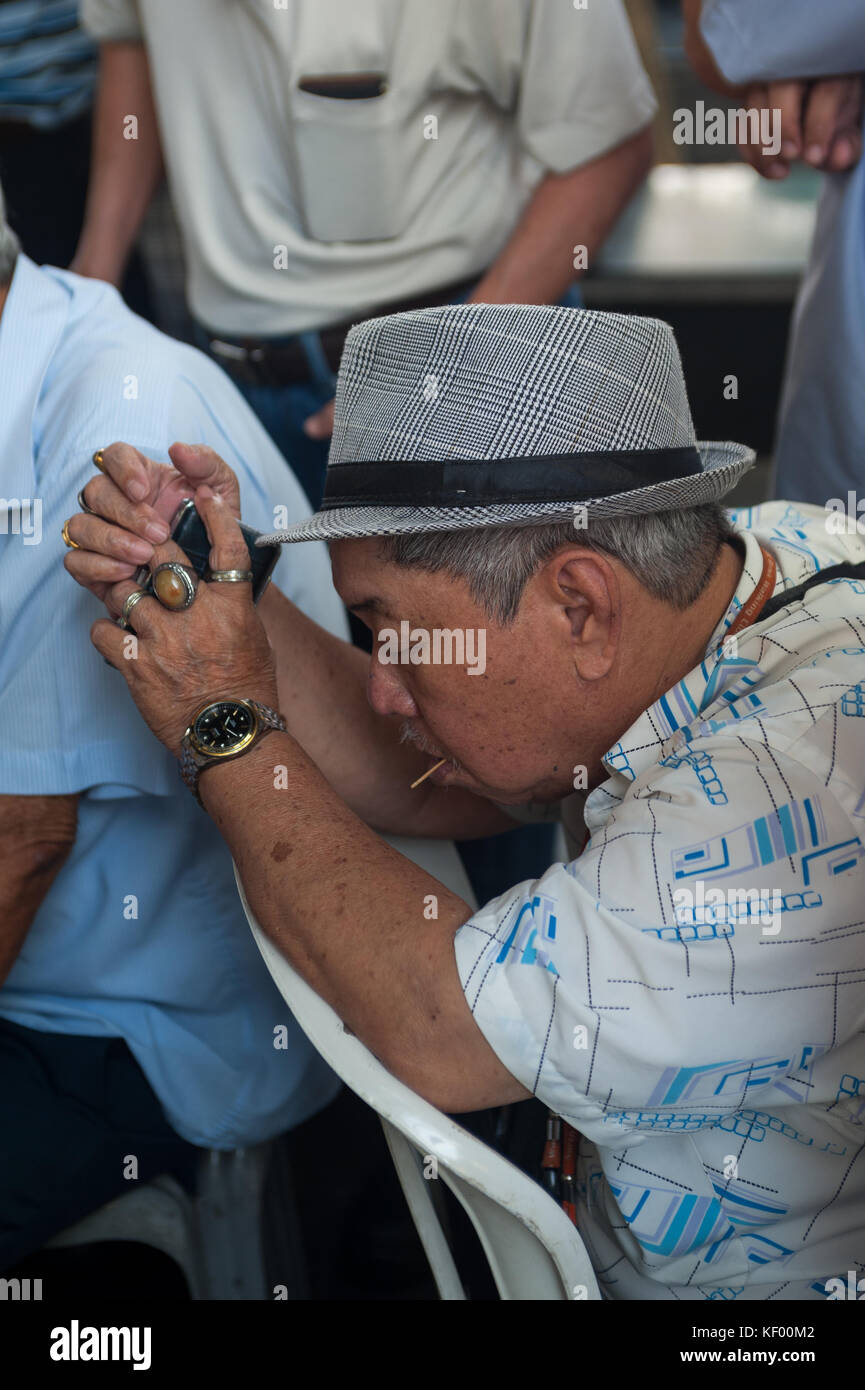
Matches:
[118,588,148,631]
[207,569,254,583]
[77,486,97,515]
[151,561,199,612]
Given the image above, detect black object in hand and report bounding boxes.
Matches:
[167,499,279,604]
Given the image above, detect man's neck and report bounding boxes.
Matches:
[648,539,746,706]
[583,539,746,788]
[0,281,9,319]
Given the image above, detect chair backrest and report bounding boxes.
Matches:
[234,835,600,1301]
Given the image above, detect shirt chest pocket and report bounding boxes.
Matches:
[287,77,412,243]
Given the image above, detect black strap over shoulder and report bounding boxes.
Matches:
[756,560,865,623]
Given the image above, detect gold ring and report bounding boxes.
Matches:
[92,450,106,473]
[62,519,80,550]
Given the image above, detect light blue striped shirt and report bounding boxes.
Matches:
[0,254,345,1146]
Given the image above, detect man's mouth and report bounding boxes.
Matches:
[399,721,461,774]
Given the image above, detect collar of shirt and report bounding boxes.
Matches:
[593,525,787,800]
[0,253,70,501]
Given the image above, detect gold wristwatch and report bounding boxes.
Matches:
[180,698,286,804]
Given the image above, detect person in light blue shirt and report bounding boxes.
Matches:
[690,0,865,507]
[0,204,346,1267]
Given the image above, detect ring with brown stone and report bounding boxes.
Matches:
[150,562,199,612]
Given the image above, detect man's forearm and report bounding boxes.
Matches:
[471,124,654,306]
[259,583,515,839]
[72,42,164,283]
[0,795,78,985]
[201,730,529,1111]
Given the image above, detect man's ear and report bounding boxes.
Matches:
[551,550,619,681]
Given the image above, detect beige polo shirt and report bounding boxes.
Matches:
[82,0,656,336]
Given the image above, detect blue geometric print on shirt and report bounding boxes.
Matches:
[717,1109,847,1156]
[659,747,727,805]
[670,797,835,881]
[647,1047,828,1108]
[836,1074,865,1123]
[607,1175,789,1262]
[841,683,865,717]
[494,894,559,974]
[604,742,636,779]
[699,657,763,714]
[607,1179,728,1257]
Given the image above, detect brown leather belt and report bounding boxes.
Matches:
[203,275,478,389]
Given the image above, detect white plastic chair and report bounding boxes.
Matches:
[234,835,600,1301]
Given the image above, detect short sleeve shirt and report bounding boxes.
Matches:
[79,0,656,335]
[455,502,865,1300]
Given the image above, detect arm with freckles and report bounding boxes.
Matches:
[201,728,531,1112]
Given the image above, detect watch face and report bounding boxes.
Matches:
[192,701,257,756]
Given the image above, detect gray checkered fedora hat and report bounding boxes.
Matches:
[258,302,754,546]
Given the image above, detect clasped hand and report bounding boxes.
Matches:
[63,442,279,757]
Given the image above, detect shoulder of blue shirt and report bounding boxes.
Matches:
[0,262,346,801]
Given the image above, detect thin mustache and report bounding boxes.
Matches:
[399,722,462,772]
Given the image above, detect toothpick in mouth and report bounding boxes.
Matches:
[410,758,448,789]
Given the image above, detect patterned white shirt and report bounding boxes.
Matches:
[454,501,865,1300]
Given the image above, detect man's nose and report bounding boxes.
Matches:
[367,656,417,718]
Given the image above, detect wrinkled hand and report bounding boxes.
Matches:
[63,441,242,605]
[738,76,864,180]
[90,487,279,758]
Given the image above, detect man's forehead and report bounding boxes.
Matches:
[329,536,385,589]
[328,535,469,617]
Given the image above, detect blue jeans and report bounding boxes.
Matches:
[197,286,584,900]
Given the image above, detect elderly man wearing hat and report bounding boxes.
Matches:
[66,303,865,1301]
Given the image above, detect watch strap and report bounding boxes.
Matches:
[180,699,287,803]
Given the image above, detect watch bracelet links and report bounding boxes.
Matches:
[180,700,287,804]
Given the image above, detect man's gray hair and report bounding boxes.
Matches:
[379,504,737,624]
[0,180,20,286]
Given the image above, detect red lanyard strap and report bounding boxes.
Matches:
[725,546,777,638]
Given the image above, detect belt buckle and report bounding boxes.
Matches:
[208,338,268,386]
[209,338,265,364]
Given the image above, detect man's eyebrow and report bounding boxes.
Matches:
[346,597,384,616]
